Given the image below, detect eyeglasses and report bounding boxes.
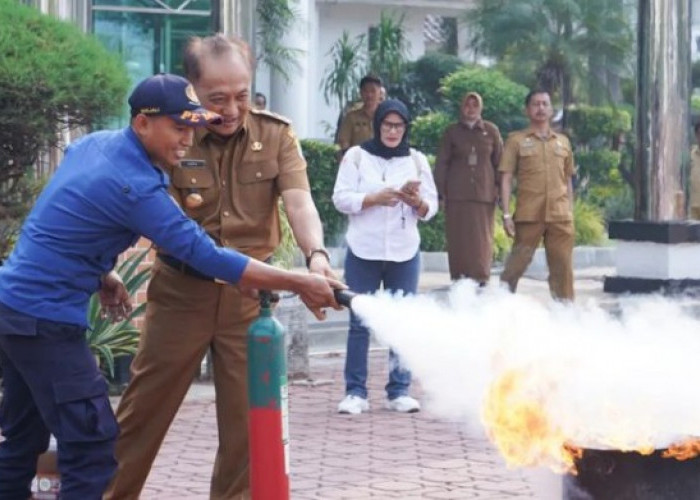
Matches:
[380,121,406,132]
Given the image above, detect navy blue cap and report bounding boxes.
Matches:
[128,73,221,126]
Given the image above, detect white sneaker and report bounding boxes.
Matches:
[386,395,421,413]
[337,395,369,414]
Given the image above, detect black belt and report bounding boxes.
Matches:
[157,253,215,282]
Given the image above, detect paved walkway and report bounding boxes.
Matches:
[136,270,609,499]
[141,350,563,499]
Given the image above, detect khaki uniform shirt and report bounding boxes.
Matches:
[498,128,575,222]
[690,145,700,208]
[337,108,373,152]
[434,119,503,203]
[163,109,309,261]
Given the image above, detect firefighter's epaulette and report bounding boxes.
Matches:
[250,108,291,125]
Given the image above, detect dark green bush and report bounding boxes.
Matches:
[0,0,129,257]
[301,140,347,246]
[567,105,631,145]
[587,183,635,222]
[575,149,622,195]
[389,53,464,117]
[410,112,452,156]
[439,66,529,134]
[574,199,606,245]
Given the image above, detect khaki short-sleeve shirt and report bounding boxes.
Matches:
[164,109,309,261]
[499,128,575,222]
[337,108,373,152]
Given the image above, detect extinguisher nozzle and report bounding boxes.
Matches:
[334,289,357,308]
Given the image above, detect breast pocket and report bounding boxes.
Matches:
[171,166,217,217]
[237,160,278,214]
[517,146,539,172]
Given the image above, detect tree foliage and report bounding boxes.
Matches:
[256,0,301,82]
[440,66,530,134]
[367,11,410,88]
[320,31,367,113]
[390,52,463,118]
[467,0,634,108]
[0,0,128,257]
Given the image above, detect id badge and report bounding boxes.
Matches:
[468,147,478,166]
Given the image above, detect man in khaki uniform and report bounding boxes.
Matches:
[106,34,336,500]
[336,75,382,155]
[435,91,503,283]
[689,122,700,219]
[499,90,575,301]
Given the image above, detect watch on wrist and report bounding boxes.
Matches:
[305,248,331,269]
[502,213,512,220]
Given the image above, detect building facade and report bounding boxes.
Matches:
[23,0,476,138]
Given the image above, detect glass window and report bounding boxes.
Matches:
[92,0,217,127]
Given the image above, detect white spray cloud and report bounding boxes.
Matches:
[350,281,700,470]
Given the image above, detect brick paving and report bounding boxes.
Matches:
[138,350,563,499]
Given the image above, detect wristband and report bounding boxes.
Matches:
[306,248,331,269]
[502,213,512,220]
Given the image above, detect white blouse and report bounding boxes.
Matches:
[332,145,438,262]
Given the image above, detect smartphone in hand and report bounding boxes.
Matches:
[401,180,421,193]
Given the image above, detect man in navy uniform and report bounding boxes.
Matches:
[0,73,341,499]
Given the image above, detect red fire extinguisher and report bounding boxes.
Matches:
[247,291,289,500]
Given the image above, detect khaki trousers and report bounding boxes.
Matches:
[445,200,495,283]
[500,220,575,301]
[105,263,257,500]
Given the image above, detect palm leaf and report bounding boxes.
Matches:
[86,248,151,377]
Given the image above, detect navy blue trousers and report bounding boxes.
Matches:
[343,249,420,400]
[0,304,117,500]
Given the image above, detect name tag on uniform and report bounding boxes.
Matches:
[180,159,206,168]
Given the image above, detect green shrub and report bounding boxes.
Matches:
[692,95,700,113]
[574,199,607,245]
[493,220,511,263]
[587,183,635,222]
[418,210,445,252]
[390,53,464,117]
[410,112,452,156]
[0,0,129,258]
[575,149,622,194]
[440,66,529,134]
[301,139,347,246]
[567,105,632,144]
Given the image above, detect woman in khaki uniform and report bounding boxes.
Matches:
[434,92,503,283]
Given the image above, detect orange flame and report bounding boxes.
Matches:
[482,368,580,473]
[483,368,700,472]
[662,439,700,461]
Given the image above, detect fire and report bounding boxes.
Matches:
[483,367,700,473]
[481,367,581,474]
[663,439,700,461]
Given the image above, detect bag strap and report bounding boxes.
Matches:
[409,148,421,178]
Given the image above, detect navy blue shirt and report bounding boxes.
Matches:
[0,127,250,327]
